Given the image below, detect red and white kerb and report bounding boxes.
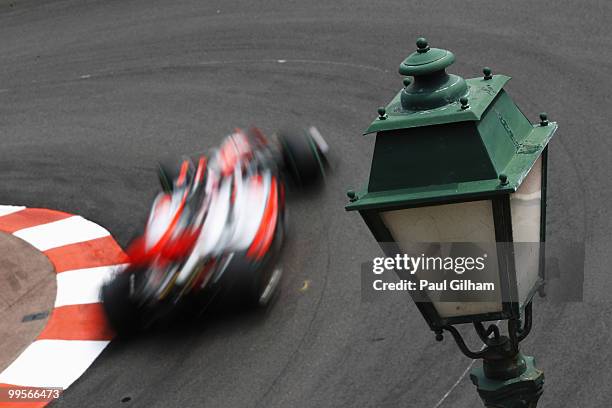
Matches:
[0,205,126,406]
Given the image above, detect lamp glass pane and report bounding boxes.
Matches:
[510,156,542,307]
[380,200,502,319]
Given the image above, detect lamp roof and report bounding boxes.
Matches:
[347,39,557,212]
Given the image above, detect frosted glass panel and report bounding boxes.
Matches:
[511,156,542,306]
[381,201,502,318]
[380,200,496,243]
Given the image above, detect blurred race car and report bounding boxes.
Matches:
[102,127,329,335]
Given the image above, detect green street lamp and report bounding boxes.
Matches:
[346,38,557,407]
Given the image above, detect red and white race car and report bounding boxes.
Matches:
[102,127,329,335]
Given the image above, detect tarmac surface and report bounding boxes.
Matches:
[0,0,611,407]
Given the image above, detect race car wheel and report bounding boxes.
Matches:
[101,270,141,336]
[257,266,283,307]
[277,129,325,188]
[227,209,286,308]
[246,212,286,307]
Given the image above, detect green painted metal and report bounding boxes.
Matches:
[470,355,544,407]
[364,75,510,134]
[365,38,511,134]
[368,121,497,192]
[347,37,557,213]
[347,171,506,212]
[346,121,556,211]
[394,37,469,111]
[398,37,455,76]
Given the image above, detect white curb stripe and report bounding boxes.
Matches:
[54,264,128,308]
[0,205,26,217]
[0,339,110,389]
[13,215,110,251]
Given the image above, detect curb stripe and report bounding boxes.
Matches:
[37,304,115,341]
[0,206,26,218]
[13,216,110,251]
[0,208,71,234]
[0,340,110,389]
[54,264,127,307]
[45,236,128,273]
[0,205,125,402]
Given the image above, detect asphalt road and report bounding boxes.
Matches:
[1,0,611,407]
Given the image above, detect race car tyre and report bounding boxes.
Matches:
[227,210,285,308]
[277,129,325,188]
[258,266,283,307]
[101,270,141,337]
[246,212,285,307]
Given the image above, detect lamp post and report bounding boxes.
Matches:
[346,38,556,407]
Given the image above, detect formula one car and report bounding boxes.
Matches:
[102,127,329,335]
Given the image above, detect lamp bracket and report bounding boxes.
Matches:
[435,301,533,362]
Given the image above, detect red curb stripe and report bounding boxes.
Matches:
[44,236,128,273]
[0,209,71,234]
[37,304,115,341]
[0,400,50,407]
